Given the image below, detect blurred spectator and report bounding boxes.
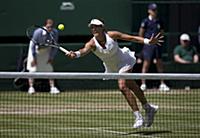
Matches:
[26,19,60,94]
[174,33,199,64]
[198,25,200,45]
[138,3,170,91]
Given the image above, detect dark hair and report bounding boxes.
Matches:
[98,18,105,24]
[44,19,54,26]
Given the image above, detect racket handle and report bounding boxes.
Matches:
[59,47,69,54]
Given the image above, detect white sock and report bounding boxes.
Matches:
[51,86,55,89]
[133,111,143,119]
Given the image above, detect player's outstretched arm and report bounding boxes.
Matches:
[108,31,164,46]
[66,39,95,59]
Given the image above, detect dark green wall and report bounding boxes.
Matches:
[0,0,132,36]
[0,42,132,72]
[0,43,104,71]
[0,43,200,91]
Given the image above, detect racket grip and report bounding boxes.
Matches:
[59,47,69,54]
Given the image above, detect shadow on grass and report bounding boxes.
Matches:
[125,130,172,136]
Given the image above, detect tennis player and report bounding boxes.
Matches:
[66,19,161,128]
[26,19,60,94]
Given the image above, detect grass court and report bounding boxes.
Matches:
[0,89,200,138]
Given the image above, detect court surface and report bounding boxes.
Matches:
[0,89,200,138]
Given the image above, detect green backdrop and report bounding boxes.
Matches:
[0,0,132,36]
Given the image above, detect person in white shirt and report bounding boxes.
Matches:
[27,19,60,94]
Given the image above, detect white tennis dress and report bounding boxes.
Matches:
[92,33,136,73]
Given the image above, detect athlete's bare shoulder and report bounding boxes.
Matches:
[107,31,122,40]
[85,38,96,50]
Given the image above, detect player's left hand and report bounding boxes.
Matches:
[149,33,164,46]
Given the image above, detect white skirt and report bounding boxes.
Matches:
[104,47,136,73]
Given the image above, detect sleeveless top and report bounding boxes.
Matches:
[92,33,136,72]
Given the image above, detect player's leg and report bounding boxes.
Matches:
[141,60,151,90]
[28,78,35,94]
[118,78,144,128]
[155,47,170,91]
[118,66,148,128]
[119,73,158,127]
[36,49,60,94]
[140,46,154,91]
[121,66,158,127]
[126,79,158,127]
[27,63,36,94]
[156,58,164,75]
[49,79,60,94]
[118,79,140,111]
[26,52,36,94]
[126,79,147,105]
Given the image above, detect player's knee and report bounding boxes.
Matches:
[118,82,128,92]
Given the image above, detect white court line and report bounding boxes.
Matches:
[2,127,196,137]
[1,104,199,115]
[0,126,169,138]
[53,127,160,138]
[99,129,159,138]
[0,129,20,132]
[0,109,129,115]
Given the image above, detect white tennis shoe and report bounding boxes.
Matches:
[159,83,170,92]
[144,104,158,127]
[133,118,144,128]
[140,83,147,91]
[50,87,60,94]
[28,87,35,94]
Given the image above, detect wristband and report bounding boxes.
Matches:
[144,38,150,45]
[75,51,81,58]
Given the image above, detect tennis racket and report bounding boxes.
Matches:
[26,25,70,54]
[13,58,28,89]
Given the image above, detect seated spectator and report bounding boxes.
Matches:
[174,33,199,64]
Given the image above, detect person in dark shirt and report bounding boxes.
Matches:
[139,3,170,92]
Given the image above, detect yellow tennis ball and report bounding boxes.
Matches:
[58,24,65,31]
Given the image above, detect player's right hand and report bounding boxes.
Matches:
[149,32,164,46]
[66,51,77,59]
[31,59,37,67]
